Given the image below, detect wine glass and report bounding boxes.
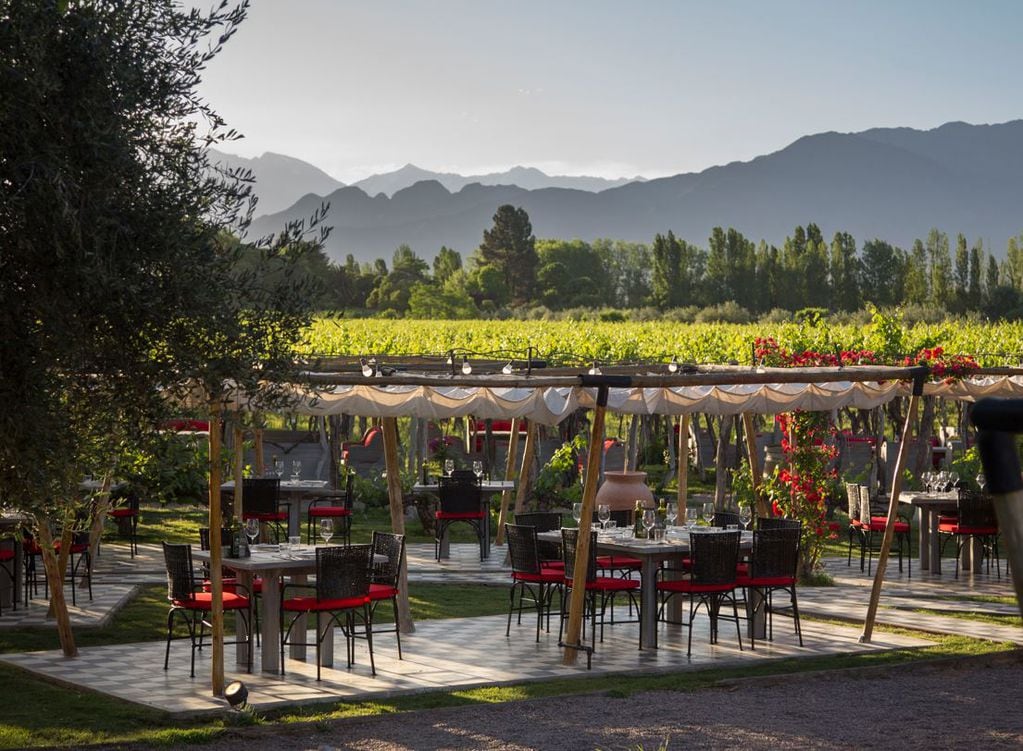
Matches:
[273,456,284,479]
[291,460,302,482]
[244,518,260,547]
[976,471,986,490]
[665,502,678,527]
[444,459,455,476]
[921,470,933,492]
[686,508,699,530]
[572,502,583,526]
[597,504,611,531]
[738,505,753,529]
[642,509,656,538]
[472,460,484,480]
[319,518,333,546]
[702,502,715,525]
[948,471,959,489]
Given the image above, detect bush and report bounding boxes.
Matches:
[695,301,752,324]
[759,307,794,324]
[663,306,700,323]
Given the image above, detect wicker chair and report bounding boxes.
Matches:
[757,516,802,531]
[857,486,911,576]
[845,482,866,566]
[738,525,803,648]
[657,530,743,657]
[939,489,1000,578]
[107,489,140,557]
[365,530,406,658]
[240,478,288,543]
[307,473,354,545]
[23,527,93,607]
[162,542,252,677]
[280,544,374,680]
[434,473,486,560]
[504,523,564,641]
[0,538,16,616]
[558,528,640,658]
[712,510,742,528]
[514,511,562,566]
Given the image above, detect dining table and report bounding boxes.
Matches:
[413,479,515,559]
[898,490,978,574]
[220,480,338,539]
[538,527,753,650]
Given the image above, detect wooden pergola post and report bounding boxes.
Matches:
[513,421,537,514]
[861,375,925,642]
[381,416,414,633]
[232,421,244,526]
[495,417,521,546]
[742,412,768,517]
[562,386,608,665]
[207,399,225,696]
[677,413,690,509]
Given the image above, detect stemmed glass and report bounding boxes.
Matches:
[948,471,959,489]
[572,503,583,526]
[665,502,678,527]
[472,460,484,480]
[937,470,950,491]
[686,508,699,530]
[921,471,934,492]
[597,504,611,531]
[702,502,715,526]
[444,459,455,476]
[291,460,302,482]
[273,457,284,479]
[319,518,334,546]
[642,509,656,538]
[244,518,260,548]
[976,471,986,490]
[738,505,753,530]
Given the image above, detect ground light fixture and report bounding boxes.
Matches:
[224,680,248,709]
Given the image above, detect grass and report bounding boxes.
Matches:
[0,577,1017,749]
[910,608,1023,627]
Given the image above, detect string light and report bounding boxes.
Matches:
[461,356,472,375]
[502,362,513,375]
[360,358,373,377]
[668,355,679,373]
[588,361,602,376]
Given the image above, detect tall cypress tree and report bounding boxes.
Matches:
[479,205,537,305]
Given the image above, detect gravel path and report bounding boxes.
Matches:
[121,653,1023,751]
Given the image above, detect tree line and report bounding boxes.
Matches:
[286,204,1023,320]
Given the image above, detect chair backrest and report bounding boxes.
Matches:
[958,489,998,529]
[689,530,740,585]
[846,482,861,521]
[198,527,233,551]
[242,478,280,515]
[449,468,478,483]
[858,485,882,521]
[505,523,543,575]
[438,474,482,514]
[757,516,802,531]
[515,512,562,561]
[750,526,801,579]
[162,542,196,601]
[560,528,597,583]
[592,509,631,527]
[316,544,372,602]
[713,510,741,528]
[370,530,405,585]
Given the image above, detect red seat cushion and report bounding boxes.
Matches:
[596,555,642,569]
[244,512,287,522]
[205,577,262,594]
[938,515,958,525]
[435,511,485,520]
[564,576,639,592]
[867,518,910,532]
[657,579,736,594]
[174,592,250,610]
[308,507,351,518]
[108,508,137,518]
[735,562,749,575]
[736,574,796,587]
[368,583,399,600]
[939,524,998,535]
[0,550,14,562]
[541,560,566,569]
[283,594,369,612]
[512,570,563,584]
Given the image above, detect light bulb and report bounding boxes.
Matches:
[668,355,679,373]
[502,362,513,375]
[360,358,373,377]
[461,357,472,375]
[588,362,602,376]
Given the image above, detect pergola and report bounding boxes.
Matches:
[201,362,1023,694]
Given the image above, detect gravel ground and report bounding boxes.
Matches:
[116,653,1023,751]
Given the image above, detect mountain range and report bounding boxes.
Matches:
[351,164,640,197]
[241,120,1023,264]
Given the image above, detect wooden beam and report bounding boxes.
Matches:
[563,389,608,665]
[494,418,521,545]
[742,412,768,517]
[208,400,225,696]
[676,414,690,508]
[860,391,920,643]
[513,422,537,514]
[382,416,414,634]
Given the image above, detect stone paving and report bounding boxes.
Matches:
[0,541,1016,716]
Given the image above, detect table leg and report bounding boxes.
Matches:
[259,568,283,673]
[235,571,253,666]
[289,573,307,662]
[917,506,931,571]
[640,557,658,649]
[439,525,450,559]
[318,612,335,667]
[747,588,767,640]
[928,509,942,574]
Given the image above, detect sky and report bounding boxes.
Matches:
[196,0,1023,184]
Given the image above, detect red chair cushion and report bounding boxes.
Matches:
[737,574,796,587]
[174,592,250,610]
[596,555,642,569]
[657,579,736,594]
[244,512,288,522]
[435,511,485,520]
[108,508,137,518]
[368,583,399,600]
[283,594,369,612]
[867,518,910,532]
[512,571,563,584]
[309,507,351,518]
[541,560,566,569]
[939,524,998,535]
[563,576,638,592]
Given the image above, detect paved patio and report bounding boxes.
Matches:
[0,541,1016,717]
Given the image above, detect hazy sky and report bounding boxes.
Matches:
[197,0,1023,184]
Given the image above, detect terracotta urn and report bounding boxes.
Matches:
[595,470,655,513]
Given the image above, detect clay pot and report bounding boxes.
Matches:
[595,470,655,513]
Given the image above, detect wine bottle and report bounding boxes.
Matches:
[633,499,646,539]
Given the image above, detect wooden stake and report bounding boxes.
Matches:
[495,418,521,545]
[513,422,537,514]
[563,388,608,665]
[677,414,690,508]
[742,412,768,517]
[382,416,414,634]
[860,391,920,643]
[208,400,225,696]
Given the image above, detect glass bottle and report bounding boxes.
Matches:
[656,497,668,529]
[633,499,646,539]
